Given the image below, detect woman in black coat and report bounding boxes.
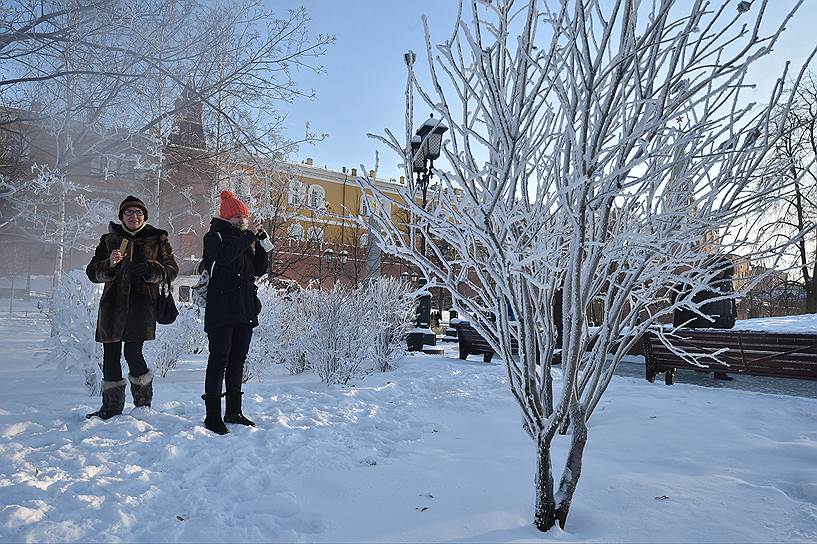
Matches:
[200,191,269,435]
[85,196,179,419]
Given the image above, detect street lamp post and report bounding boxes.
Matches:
[323,247,349,286]
[406,114,448,352]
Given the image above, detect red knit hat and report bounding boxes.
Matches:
[219,190,249,219]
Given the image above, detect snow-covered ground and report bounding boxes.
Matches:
[732,313,817,334]
[1,317,817,542]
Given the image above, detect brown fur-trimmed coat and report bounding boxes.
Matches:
[86,222,179,343]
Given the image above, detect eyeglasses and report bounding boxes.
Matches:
[123,209,144,217]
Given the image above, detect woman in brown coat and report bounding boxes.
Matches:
[85,196,179,419]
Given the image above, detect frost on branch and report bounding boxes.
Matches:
[145,305,206,378]
[301,284,374,386]
[47,270,103,395]
[360,0,814,532]
[366,278,415,372]
[245,285,308,381]
[245,280,413,383]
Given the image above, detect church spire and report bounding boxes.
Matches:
[169,79,205,149]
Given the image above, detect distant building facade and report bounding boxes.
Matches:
[1,93,411,289]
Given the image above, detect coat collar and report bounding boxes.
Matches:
[210,217,246,236]
[108,221,165,238]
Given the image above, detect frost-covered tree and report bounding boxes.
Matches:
[759,73,817,312]
[365,278,414,372]
[361,0,814,532]
[47,269,102,394]
[146,304,206,378]
[0,0,333,277]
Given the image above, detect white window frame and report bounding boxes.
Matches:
[307,184,326,210]
[287,223,305,240]
[359,194,371,217]
[288,180,305,207]
[307,226,325,243]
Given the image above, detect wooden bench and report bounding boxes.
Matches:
[643,329,817,385]
[452,321,642,364]
[454,321,496,362]
[453,321,521,363]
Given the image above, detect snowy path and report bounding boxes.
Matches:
[1,317,817,542]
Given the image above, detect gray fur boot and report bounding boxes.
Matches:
[128,370,153,408]
[86,379,127,420]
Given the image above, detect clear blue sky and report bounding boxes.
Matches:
[277,1,817,180]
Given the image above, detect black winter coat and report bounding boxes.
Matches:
[86,222,179,343]
[201,218,268,333]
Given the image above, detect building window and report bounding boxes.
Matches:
[287,224,304,240]
[359,194,371,217]
[288,180,305,207]
[307,184,326,210]
[359,233,369,248]
[307,226,324,243]
[229,171,252,203]
[89,157,105,176]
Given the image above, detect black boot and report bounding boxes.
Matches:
[129,370,153,408]
[224,392,255,427]
[201,394,229,435]
[86,379,127,420]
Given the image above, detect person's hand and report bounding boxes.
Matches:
[248,218,263,236]
[110,250,125,267]
[129,262,149,280]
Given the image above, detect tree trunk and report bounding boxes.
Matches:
[555,403,588,529]
[534,434,557,532]
[806,280,816,313]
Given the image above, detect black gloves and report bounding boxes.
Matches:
[129,262,150,281]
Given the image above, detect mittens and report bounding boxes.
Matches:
[129,262,150,281]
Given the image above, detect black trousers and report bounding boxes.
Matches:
[205,324,253,396]
[103,341,149,381]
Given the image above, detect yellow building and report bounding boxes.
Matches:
[219,156,405,243]
[213,155,410,286]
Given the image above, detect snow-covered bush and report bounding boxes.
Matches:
[363,278,414,372]
[275,290,311,376]
[244,285,308,381]
[48,270,103,395]
[301,284,373,385]
[146,304,206,378]
[241,281,413,384]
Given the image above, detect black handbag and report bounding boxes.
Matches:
[156,281,179,325]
